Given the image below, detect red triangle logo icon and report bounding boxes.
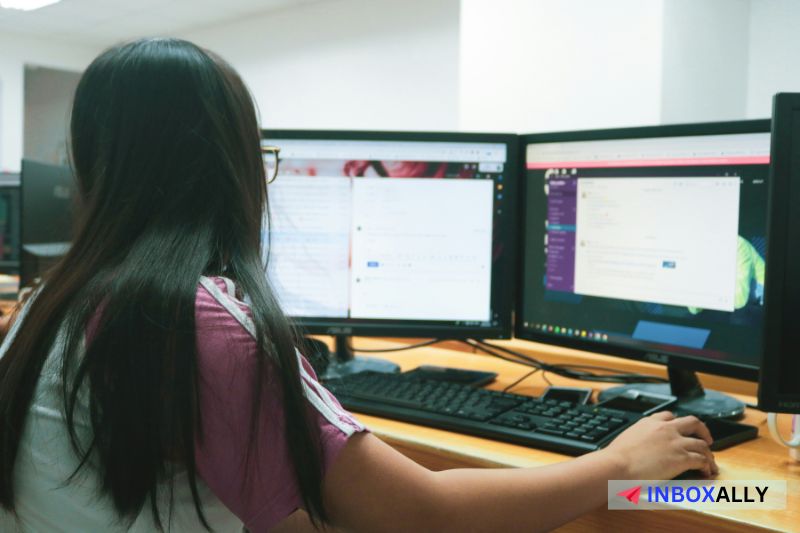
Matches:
[617,485,642,504]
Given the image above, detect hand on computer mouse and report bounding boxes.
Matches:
[602,411,719,480]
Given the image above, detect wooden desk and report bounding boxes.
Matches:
[342,338,800,533]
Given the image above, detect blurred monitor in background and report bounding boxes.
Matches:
[20,160,74,288]
[0,172,21,273]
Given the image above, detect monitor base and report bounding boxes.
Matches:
[598,383,745,419]
[302,336,401,380]
[322,357,401,380]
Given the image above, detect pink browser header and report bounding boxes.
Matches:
[527,155,770,169]
[526,132,771,170]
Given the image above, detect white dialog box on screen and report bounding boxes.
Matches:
[574,177,740,312]
[349,177,494,321]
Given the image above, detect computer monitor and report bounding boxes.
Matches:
[260,130,519,375]
[20,159,74,287]
[0,172,20,274]
[759,94,800,414]
[518,120,771,418]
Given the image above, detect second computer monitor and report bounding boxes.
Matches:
[260,130,519,340]
[518,121,770,416]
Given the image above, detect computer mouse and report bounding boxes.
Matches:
[673,469,707,480]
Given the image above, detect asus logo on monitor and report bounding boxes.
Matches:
[326,327,353,335]
[643,352,669,365]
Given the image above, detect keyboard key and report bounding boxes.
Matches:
[489,418,518,429]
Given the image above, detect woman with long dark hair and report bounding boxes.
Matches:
[0,39,716,532]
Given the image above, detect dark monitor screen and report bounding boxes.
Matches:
[21,160,73,245]
[260,130,519,339]
[20,160,74,286]
[517,121,770,381]
[759,94,800,413]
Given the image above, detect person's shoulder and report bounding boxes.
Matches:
[195,276,258,360]
[196,275,251,320]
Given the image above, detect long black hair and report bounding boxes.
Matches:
[0,38,326,528]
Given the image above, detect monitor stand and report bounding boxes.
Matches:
[597,366,745,419]
[303,336,400,381]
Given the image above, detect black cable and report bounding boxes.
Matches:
[460,339,542,370]
[503,368,541,393]
[472,339,658,382]
[349,338,445,353]
[471,339,668,385]
[466,339,546,368]
[471,339,546,366]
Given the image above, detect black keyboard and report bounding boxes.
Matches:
[325,372,641,455]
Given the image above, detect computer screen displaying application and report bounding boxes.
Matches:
[520,127,770,374]
[260,132,515,336]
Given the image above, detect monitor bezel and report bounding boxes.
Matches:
[515,119,771,382]
[260,128,520,339]
[759,95,800,412]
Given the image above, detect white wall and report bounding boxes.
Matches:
[746,0,800,118]
[0,32,99,172]
[180,0,460,132]
[459,0,664,133]
[24,66,83,165]
[660,0,751,123]
[4,0,799,168]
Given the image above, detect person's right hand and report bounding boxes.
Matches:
[601,411,718,480]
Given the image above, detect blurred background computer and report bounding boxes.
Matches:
[0,172,20,271]
[20,159,74,288]
[0,171,21,300]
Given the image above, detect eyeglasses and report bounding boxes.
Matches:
[261,145,281,184]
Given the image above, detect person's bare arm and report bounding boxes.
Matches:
[321,412,716,532]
